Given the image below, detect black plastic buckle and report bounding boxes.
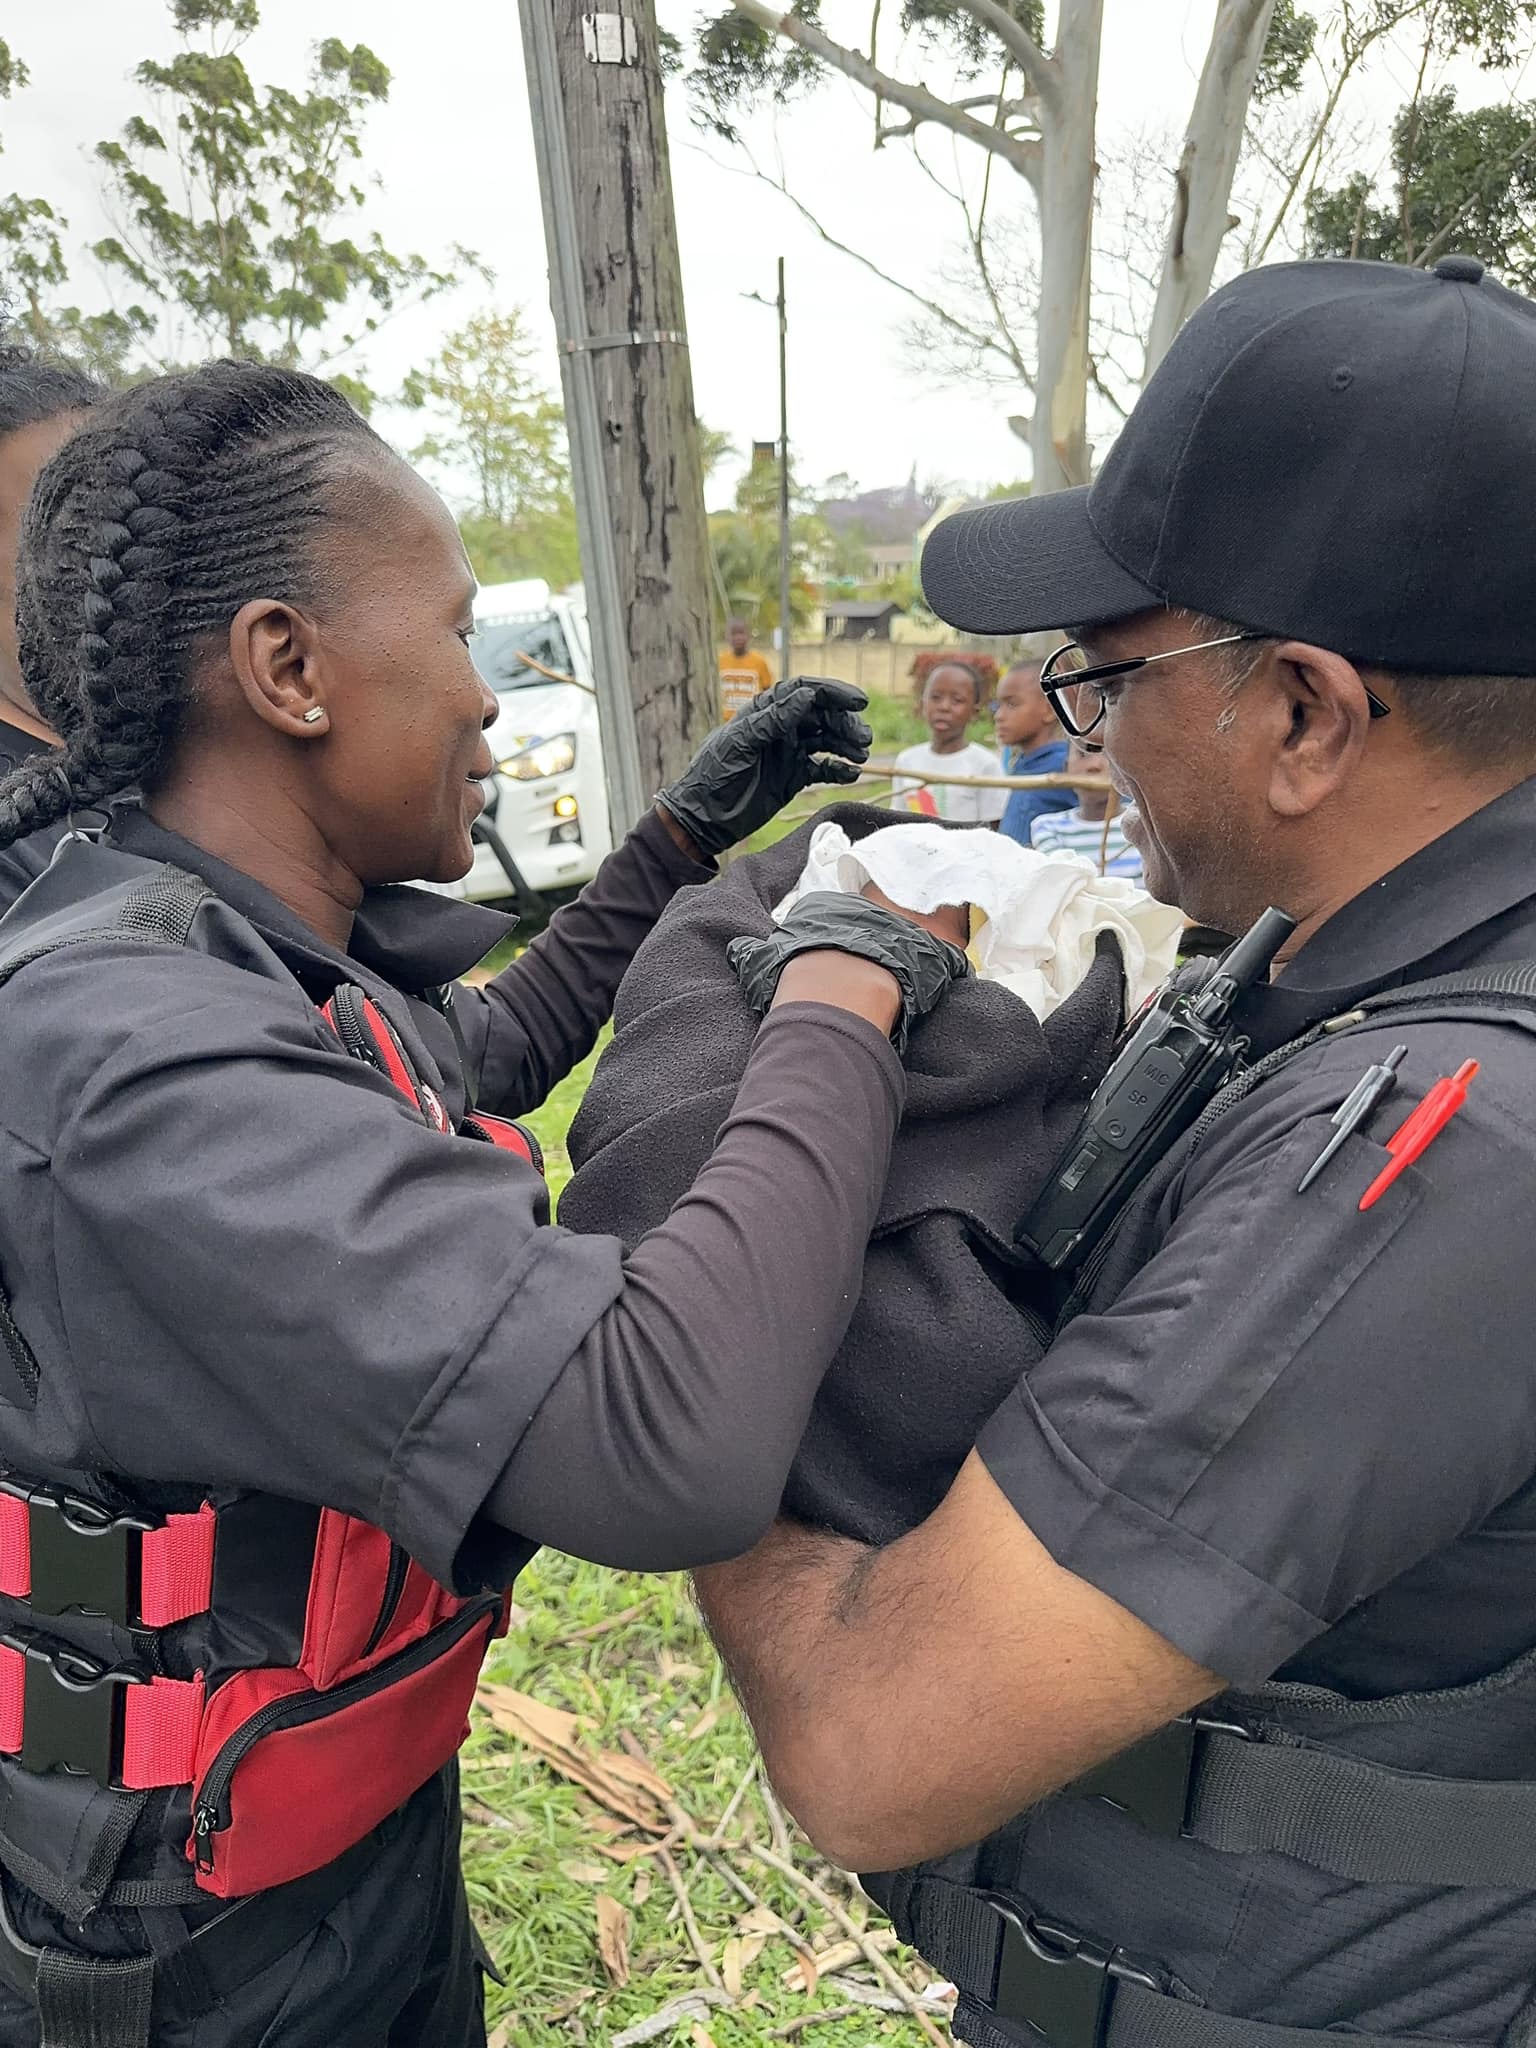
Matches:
[983,1895,1164,2048]
[1068,1710,1253,1839]
[1,1480,153,1627]
[3,1630,144,1790]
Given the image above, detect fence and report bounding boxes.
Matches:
[786,641,966,697]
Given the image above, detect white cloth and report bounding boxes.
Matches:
[889,741,1008,824]
[775,820,1184,1019]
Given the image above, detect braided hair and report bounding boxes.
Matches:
[0,360,385,850]
[0,339,102,439]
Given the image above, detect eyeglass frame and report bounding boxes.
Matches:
[1039,631,1393,740]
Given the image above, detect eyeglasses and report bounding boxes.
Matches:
[1040,633,1394,739]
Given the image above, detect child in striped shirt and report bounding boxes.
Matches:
[1030,738,1144,880]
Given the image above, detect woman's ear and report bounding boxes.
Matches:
[227,598,327,736]
[1265,640,1375,819]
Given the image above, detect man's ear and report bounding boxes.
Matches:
[226,598,328,737]
[1264,640,1375,819]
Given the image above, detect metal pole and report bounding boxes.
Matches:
[777,256,791,683]
[517,0,649,835]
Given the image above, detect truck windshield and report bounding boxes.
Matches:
[471,615,573,689]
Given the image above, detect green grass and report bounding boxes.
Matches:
[466,1055,949,2045]
[467,1554,948,2046]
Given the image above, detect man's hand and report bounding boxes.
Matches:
[694,1454,1219,1873]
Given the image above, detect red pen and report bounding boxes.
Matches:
[1358,1059,1479,1211]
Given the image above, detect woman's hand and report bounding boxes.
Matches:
[656,678,873,859]
[729,891,970,1051]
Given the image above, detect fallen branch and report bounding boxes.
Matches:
[772,2006,863,2038]
[611,1988,735,2047]
[658,1846,724,1990]
[780,1930,897,1986]
[554,1595,658,1644]
[749,1843,949,2048]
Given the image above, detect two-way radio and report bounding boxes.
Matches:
[1018,905,1297,1274]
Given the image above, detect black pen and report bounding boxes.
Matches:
[1296,1043,1408,1194]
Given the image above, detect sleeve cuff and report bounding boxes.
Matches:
[380,1226,625,1589]
[632,806,717,885]
[977,1375,1326,1684]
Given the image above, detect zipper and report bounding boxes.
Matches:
[360,1543,411,1660]
[191,1594,498,1873]
[328,983,381,1069]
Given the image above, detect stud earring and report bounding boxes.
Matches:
[302,706,326,725]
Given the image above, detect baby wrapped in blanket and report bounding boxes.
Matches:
[562,804,1182,1546]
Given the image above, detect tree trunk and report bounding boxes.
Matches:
[1141,0,1276,383]
[1030,0,1102,493]
[525,0,717,797]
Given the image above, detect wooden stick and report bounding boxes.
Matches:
[554,1596,657,1644]
[747,1843,948,2048]
[862,758,1104,793]
[658,1847,723,1990]
[757,1772,795,1863]
[772,2006,863,2037]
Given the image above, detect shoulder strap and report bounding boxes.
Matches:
[0,867,213,996]
[1189,958,1536,1154]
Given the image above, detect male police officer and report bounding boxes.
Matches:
[695,253,1536,2048]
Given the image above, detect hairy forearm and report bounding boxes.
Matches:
[696,1520,869,1749]
[695,1518,974,1868]
[696,1461,1222,1872]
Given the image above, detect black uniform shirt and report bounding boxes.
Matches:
[978,776,1536,1697]
[0,806,905,1593]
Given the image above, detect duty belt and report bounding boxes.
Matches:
[876,1704,1536,2048]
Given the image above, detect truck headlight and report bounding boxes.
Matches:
[499,733,577,781]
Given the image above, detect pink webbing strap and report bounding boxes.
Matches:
[120,1674,204,1790]
[139,1505,216,1627]
[0,1644,19,1754]
[0,1493,26,1599]
[0,1645,202,1788]
[0,1494,214,1625]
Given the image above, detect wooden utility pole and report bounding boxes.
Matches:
[519,1,717,822]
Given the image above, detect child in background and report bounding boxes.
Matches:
[891,662,1007,824]
[992,660,1076,847]
[717,617,775,719]
[1030,737,1143,879]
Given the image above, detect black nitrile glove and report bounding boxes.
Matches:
[728,892,970,1053]
[657,677,873,858]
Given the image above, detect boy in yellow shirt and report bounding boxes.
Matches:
[718,617,775,717]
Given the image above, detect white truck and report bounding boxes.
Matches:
[439,579,615,911]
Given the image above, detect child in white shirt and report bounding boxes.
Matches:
[890,662,1007,824]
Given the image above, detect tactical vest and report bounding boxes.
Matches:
[0,860,541,1928]
[867,965,1536,2048]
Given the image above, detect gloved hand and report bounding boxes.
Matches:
[657,677,873,858]
[728,892,970,1053]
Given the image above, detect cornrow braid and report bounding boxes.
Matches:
[0,360,385,851]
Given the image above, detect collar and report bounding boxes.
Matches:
[1237,776,1536,1052]
[108,807,518,994]
[1007,738,1070,772]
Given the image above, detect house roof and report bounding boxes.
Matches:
[824,600,904,620]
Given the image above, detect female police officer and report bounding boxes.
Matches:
[0,361,967,2045]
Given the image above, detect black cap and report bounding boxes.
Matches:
[921,256,1536,674]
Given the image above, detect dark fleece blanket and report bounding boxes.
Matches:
[562,805,1124,1546]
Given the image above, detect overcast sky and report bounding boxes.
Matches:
[0,2,1506,506]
